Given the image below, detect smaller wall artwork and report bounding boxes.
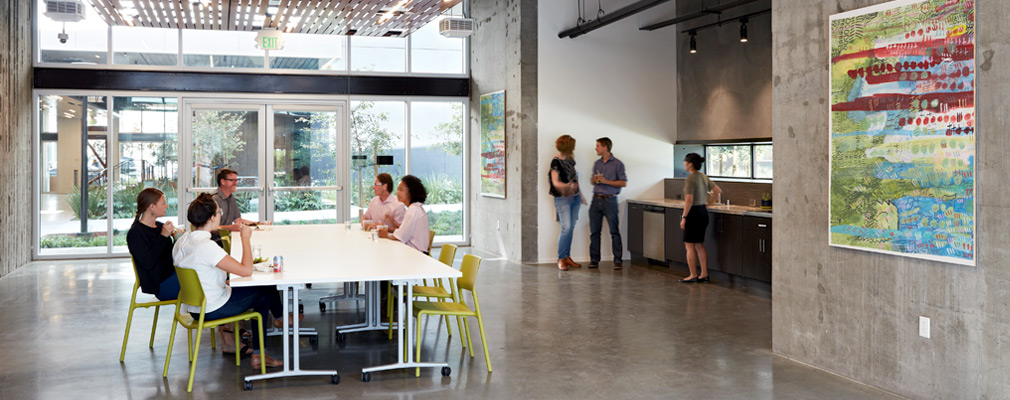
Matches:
[480,90,506,198]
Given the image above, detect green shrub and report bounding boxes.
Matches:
[427,210,462,236]
[421,173,462,205]
[274,190,324,212]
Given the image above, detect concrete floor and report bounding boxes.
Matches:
[0,251,902,399]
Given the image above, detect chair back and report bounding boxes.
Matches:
[437,243,458,267]
[174,266,206,308]
[457,254,482,292]
[427,230,436,254]
[129,255,141,284]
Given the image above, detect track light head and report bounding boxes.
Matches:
[689,30,697,53]
[740,17,748,43]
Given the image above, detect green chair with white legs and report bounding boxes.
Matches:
[163,267,266,392]
[413,254,492,376]
[387,230,438,339]
[120,256,178,362]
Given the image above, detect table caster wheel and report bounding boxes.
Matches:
[441,366,451,377]
[331,374,340,385]
[361,372,371,382]
[336,332,346,342]
[306,283,312,289]
[319,302,326,312]
[310,335,319,345]
[243,381,252,390]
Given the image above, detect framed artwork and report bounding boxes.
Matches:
[829,0,975,265]
[480,90,506,198]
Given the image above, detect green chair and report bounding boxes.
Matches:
[413,254,492,376]
[411,244,464,344]
[120,256,178,362]
[163,267,266,392]
[219,228,232,254]
[387,230,438,339]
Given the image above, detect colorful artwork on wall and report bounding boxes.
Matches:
[480,90,506,198]
[829,0,975,265]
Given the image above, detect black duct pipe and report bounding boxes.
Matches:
[558,0,672,39]
[640,0,763,31]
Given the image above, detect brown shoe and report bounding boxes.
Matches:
[564,257,582,268]
[251,352,283,368]
[557,260,569,271]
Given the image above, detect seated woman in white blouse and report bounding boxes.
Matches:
[173,193,284,369]
[378,175,431,254]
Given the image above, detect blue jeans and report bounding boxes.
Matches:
[154,273,180,301]
[589,196,622,264]
[195,286,282,353]
[555,194,581,260]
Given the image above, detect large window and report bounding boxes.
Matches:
[410,102,464,241]
[35,0,468,76]
[350,101,406,221]
[705,143,772,180]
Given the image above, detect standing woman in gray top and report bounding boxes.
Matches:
[679,153,722,283]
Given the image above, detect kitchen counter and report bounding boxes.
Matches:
[628,199,772,218]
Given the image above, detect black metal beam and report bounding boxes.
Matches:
[640,0,763,31]
[678,8,770,34]
[33,69,470,97]
[558,0,672,39]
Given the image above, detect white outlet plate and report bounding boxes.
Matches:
[919,316,930,338]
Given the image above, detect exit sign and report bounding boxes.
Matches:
[261,36,281,50]
[254,29,285,51]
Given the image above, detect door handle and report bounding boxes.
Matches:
[758,224,767,228]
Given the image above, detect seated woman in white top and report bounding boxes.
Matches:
[173,193,284,368]
[378,175,431,254]
[362,172,406,230]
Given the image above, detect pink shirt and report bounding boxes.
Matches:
[363,195,406,225]
[393,202,431,253]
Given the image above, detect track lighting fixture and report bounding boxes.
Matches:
[689,30,697,53]
[739,17,748,43]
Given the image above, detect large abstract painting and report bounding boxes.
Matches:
[480,91,506,198]
[829,0,975,265]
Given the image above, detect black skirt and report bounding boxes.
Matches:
[683,205,709,243]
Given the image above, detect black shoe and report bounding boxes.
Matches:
[679,277,699,283]
[613,262,623,270]
[588,262,599,268]
[697,276,710,282]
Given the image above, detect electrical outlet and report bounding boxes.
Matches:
[919,316,930,339]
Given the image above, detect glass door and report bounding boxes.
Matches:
[181,103,264,224]
[268,106,344,225]
[181,100,346,226]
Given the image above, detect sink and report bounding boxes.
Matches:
[743,211,772,217]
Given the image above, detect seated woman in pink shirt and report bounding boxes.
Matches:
[378,175,431,254]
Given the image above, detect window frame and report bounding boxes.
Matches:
[701,141,773,182]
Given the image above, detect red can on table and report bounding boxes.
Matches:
[272,256,284,273]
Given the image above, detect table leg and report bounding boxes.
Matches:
[360,280,450,381]
[335,281,396,335]
[243,284,339,389]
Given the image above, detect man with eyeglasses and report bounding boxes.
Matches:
[361,173,405,230]
[213,168,260,232]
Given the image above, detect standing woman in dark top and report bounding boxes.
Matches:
[549,135,585,271]
[679,153,722,283]
[127,188,180,300]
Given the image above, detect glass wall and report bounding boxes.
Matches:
[38,95,111,255]
[350,101,406,220]
[35,0,467,75]
[410,102,464,240]
[111,97,179,252]
[272,109,341,225]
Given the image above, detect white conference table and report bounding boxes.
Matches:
[229,224,462,389]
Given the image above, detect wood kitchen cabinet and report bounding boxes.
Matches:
[741,217,772,282]
[628,203,644,255]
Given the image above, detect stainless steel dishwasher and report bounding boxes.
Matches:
[642,205,665,261]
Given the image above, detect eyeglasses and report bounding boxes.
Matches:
[222,178,238,182]
[373,182,383,186]
[218,209,223,216]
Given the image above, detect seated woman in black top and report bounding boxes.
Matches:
[126,188,181,301]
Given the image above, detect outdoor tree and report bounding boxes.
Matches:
[192,110,247,187]
[429,103,463,157]
[350,102,397,209]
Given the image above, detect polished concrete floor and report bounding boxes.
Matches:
[0,250,902,399]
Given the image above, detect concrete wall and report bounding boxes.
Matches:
[469,0,539,262]
[771,1,1010,398]
[536,0,677,263]
[0,0,34,277]
[677,0,772,141]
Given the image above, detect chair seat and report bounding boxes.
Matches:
[413,300,475,317]
[412,285,451,298]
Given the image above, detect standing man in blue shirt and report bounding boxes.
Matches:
[589,137,628,269]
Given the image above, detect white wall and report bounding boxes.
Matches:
[537,0,678,263]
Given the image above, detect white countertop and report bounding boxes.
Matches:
[629,199,772,218]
